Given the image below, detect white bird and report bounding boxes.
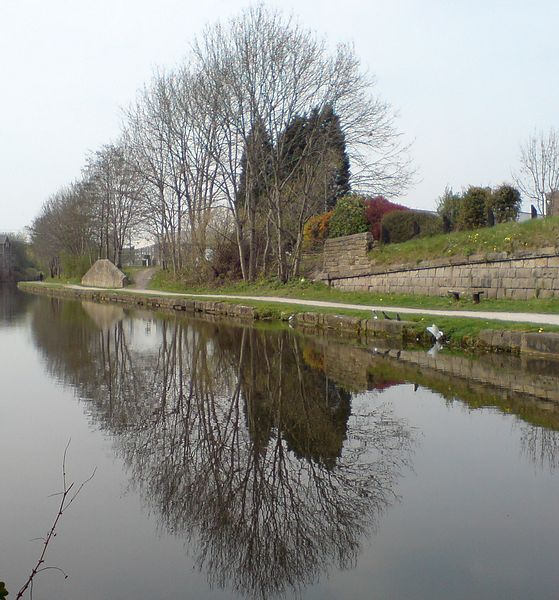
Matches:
[428,341,443,356]
[372,310,379,320]
[426,324,444,341]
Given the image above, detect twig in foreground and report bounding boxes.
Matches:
[16,440,96,600]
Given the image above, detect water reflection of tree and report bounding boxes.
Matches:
[30,301,413,599]
[119,326,413,598]
[0,285,34,327]
[520,426,559,472]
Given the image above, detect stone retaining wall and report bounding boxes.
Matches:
[322,233,375,279]
[20,284,259,320]
[321,234,559,299]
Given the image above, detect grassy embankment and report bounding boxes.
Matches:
[370,214,559,265]
[37,217,559,345]
[149,234,559,345]
[148,273,559,343]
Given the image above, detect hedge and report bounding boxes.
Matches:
[381,210,443,244]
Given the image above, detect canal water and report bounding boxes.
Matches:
[1,286,558,600]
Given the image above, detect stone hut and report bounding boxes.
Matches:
[81,259,128,288]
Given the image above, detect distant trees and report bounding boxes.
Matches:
[31,183,97,277]
[85,143,143,267]
[30,5,414,282]
[31,143,144,278]
[514,129,559,216]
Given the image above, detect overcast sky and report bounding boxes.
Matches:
[1,0,557,233]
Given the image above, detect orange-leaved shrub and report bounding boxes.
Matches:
[303,210,334,249]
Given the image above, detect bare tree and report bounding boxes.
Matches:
[85,142,144,267]
[123,68,221,275]
[514,128,559,215]
[30,183,97,277]
[192,5,413,281]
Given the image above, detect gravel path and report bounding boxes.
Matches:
[69,284,559,326]
[128,267,158,290]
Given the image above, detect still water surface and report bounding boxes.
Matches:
[1,286,558,599]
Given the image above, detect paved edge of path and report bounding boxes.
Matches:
[65,284,559,327]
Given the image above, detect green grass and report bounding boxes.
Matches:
[149,270,559,315]
[134,287,559,339]
[44,275,82,285]
[370,215,559,266]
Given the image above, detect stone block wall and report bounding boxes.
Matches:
[320,234,559,299]
[322,233,375,279]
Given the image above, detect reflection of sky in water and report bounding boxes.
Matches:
[1,289,559,600]
[125,315,161,353]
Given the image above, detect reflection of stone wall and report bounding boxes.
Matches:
[320,234,559,299]
[309,335,559,410]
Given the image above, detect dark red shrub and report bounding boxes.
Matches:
[363,196,410,240]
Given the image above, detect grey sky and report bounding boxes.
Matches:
[1,0,557,233]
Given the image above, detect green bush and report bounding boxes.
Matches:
[381,210,443,244]
[457,186,491,230]
[60,253,93,279]
[328,195,369,238]
[436,186,462,231]
[488,184,521,223]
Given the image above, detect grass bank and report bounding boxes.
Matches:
[370,215,559,266]
[149,270,559,315]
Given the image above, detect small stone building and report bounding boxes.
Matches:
[81,259,128,288]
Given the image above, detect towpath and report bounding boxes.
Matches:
[66,284,559,327]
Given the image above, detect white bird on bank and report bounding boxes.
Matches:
[428,341,443,356]
[426,324,444,341]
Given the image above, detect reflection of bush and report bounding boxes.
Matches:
[302,343,325,372]
[241,331,352,468]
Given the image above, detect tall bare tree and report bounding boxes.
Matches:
[85,142,143,267]
[514,128,559,215]
[192,5,413,281]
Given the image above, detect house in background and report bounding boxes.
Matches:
[121,244,159,268]
[0,235,13,280]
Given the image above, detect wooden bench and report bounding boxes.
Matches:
[472,290,485,304]
[448,290,485,303]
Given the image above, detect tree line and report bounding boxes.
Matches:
[30,5,412,282]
